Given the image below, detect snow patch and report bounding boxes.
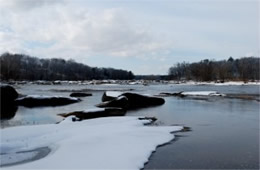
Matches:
[181,91,225,96]
[0,117,182,169]
[16,95,79,101]
[106,91,123,97]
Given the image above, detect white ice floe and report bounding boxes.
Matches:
[181,91,225,96]
[0,116,182,169]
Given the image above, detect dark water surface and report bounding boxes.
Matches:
[1,84,259,169]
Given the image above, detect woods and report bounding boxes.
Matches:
[0,53,134,81]
[168,57,260,82]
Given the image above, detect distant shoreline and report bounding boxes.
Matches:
[1,80,260,86]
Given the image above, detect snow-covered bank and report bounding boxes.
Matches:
[1,116,182,169]
[169,81,260,86]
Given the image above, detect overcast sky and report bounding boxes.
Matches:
[0,0,259,75]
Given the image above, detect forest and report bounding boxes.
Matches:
[168,57,260,82]
[0,53,134,81]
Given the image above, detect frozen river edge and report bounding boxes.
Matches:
[0,147,51,167]
[0,116,182,169]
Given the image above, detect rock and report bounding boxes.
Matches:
[70,92,92,97]
[0,85,19,119]
[121,93,165,109]
[0,104,18,120]
[58,108,126,120]
[16,95,80,107]
[101,91,123,102]
[97,92,165,110]
[96,96,128,108]
[138,117,157,122]
[0,85,18,101]
[159,92,184,97]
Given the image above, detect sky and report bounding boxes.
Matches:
[0,0,259,75]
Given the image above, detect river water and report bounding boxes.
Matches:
[1,84,259,169]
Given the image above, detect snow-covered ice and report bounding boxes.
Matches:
[0,116,182,169]
[181,91,225,96]
[105,91,123,97]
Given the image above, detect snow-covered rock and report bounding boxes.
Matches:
[15,95,80,107]
[99,92,165,109]
[102,91,123,102]
[58,107,126,120]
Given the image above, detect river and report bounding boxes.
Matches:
[1,83,259,169]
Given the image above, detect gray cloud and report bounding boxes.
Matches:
[0,0,64,11]
[0,3,167,59]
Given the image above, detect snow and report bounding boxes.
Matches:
[82,108,105,112]
[105,91,123,97]
[100,83,120,86]
[0,116,182,169]
[16,95,79,101]
[170,81,260,86]
[181,91,225,96]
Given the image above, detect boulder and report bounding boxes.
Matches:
[97,92,165,110]
[101,91,122,102]
[16,95,80,107]
[96,96,128,108]
[121,93,165,109]
[159,92,184,97]
[0,105,18,120]
[58,108,126,120]
[0,85,18,101]
[0,85,19,119]
[70,92,92,97]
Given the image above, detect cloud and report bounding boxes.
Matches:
[0,0,64,11]
[0,1,167,61]
[0,0,258,74]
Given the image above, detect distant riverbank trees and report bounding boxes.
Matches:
[168,57,260,82]
[0,53,134,81]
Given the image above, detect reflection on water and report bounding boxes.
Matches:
[0,84,259,169]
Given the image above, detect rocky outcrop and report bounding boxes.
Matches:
[70,92,92,97]
[159,92,184,97]
[97,92,165,110]
[0,85,19,119]
[96,96,128,108]
[16,95,80,107]
[101,91,122,102]
[58,108,126,120]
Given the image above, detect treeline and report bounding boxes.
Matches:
[168,57,260,82]
[0,53,134,81]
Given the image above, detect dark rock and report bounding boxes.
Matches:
[96,96,128,108]
[97,92,165,110]
[0,104,18,120]
[101,91,121,102]
[159,91,184,97]
[58,107,126,120]
[16,95,80,107]
[70,92,92,97]
[120,93,165,109]
[0,85,18,101]
[138,117,157,122]
[0,85,19,119]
